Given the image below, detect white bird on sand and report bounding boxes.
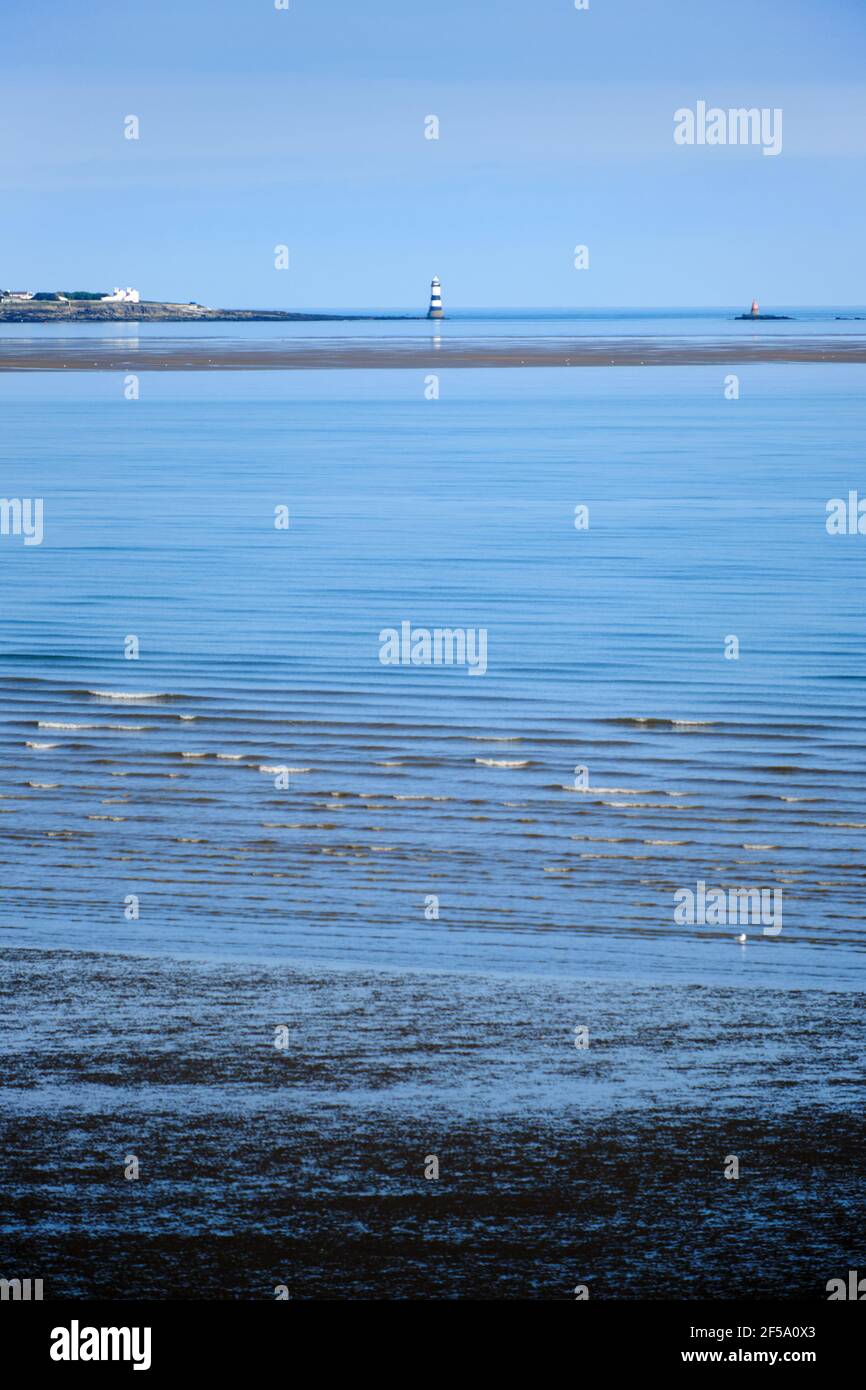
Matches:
[736,933,747,944]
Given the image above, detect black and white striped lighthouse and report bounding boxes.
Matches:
[427,276,443,319]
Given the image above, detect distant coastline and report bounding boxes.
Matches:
[0,299,421,324]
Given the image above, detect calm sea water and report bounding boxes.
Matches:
[1,317,864,990]
[3,304,866,342]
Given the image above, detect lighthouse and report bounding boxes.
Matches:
[427,276,443,319]
[750,299,759,317]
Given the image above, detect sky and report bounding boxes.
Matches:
[1,0,864,309]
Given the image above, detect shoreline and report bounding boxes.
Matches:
[1,335,865,371]
[2,946,863,1298]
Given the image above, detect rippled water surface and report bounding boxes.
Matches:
[1,360,864,988]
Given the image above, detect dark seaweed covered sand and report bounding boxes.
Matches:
[1,948,863,1300]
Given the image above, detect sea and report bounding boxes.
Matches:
[1,308,864,1298]
[1,308,865,988]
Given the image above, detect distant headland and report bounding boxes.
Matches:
[0,286,420,324]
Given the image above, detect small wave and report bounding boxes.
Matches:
[179,751,207,759]
[605,717,716,730]
[393,794,450,801]
[37,721,148,731]
[88,690,169,701]
[474,758,530,768]
[742,842,778,849]
[601,800,674,809]
[571,785,641,794]
[571,835,636,843]
[87,814,126,822]
[468,736,522,743]
[26,741,57,749]
[258,764,311,773]
[216,753,244,760]
[39,721,97,730]
[27,781,58,789]
[644,839,690,846]
[179,715,197,721]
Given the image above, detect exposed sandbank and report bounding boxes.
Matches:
[0,335,864,371]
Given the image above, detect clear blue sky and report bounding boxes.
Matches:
[1,0,864,308]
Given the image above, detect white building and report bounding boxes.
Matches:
[2,290,34,301]
[101,287,141,303]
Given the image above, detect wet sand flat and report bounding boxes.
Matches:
[1,335,866,371]
[1,948,863,1299]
